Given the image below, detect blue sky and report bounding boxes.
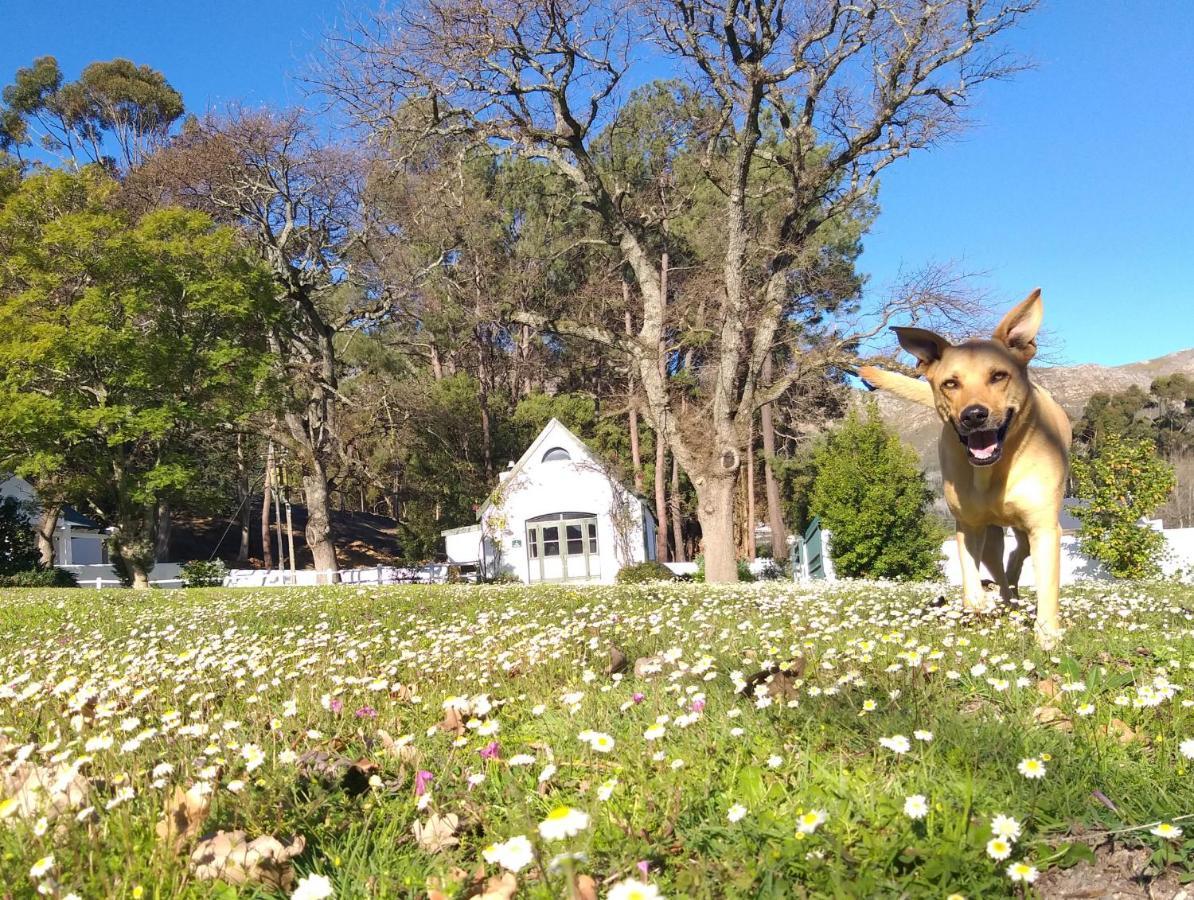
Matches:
[3,1,1190,367]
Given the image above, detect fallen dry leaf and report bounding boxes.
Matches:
[605,646,628,676]
[480,872,519,900]
[155,783,212,852]
[1032,705,1074,732]
[1,762,90,822]
[190,829,305,890]
[1036,678,1061,700]
[1099,718,1144,746]
[413,812,460,853]
[573,873,598,900]
[439,707,466,737]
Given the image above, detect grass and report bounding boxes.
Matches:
[1,580,1193,898]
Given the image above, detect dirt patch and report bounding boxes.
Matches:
[1035,839,1190,899]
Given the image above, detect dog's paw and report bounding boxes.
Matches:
[1034,620,1065,651]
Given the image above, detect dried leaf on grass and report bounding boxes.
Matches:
[154,783,211,852]
[190,829,305,890]
[480,872,519,900]
[573,873,598,900]
[1,762,90,822]
[413,812,460,853]
[439,707,466,736]
[1033,705,1074,732]
[1099,718,1145,746]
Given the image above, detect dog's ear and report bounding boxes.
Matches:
[892,326,950,371]
[993,288,1043,363]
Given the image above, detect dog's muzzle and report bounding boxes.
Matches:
[956,409,1014,466]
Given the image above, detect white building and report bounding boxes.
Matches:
[442,418,657,584]
[0,474,110,565]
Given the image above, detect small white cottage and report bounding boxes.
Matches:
[0,473,110,565]
[442,418,657,583]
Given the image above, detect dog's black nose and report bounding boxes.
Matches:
[961,405,989,429]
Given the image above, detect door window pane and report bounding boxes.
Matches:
[566,524,583,555]
[528,527,538,558]
[544,539,559,557]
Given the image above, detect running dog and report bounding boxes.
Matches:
[859,290,1072,648]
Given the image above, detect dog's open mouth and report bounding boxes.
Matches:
[957,411,1013,466]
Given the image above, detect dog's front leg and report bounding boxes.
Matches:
[957,524,995,612]
[1028,526,1063,649]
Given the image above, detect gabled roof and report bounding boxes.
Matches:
[477,418,634,520]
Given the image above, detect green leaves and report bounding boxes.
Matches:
[0,167,276,578]
[1071,433,1175,578]
[809,401,943,580]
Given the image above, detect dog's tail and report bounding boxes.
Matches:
[857,365,935,408]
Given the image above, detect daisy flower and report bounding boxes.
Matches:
[1017,757,1046,779]
[29,854,55,879]
[482,834,535,872]
[986,838,1013,861]
[1179,738,1194,760]
[1151,822,1183,840]
[644,724,666,741]
[607,878,664,900]
[292,873,334,900]
[879,735,911,754]
[913,730,934,742]
[797,809,827,834]
[1006,862,1039,883]
[903,795,928,820]
[990,814,1022,841]
[538,806,590,841]
[727,803,747,823]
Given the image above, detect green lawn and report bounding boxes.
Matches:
[2,581,1193,898]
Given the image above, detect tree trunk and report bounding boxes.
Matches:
[154,499,171,562]
[654,437,670,562]
[236,435,251,562]
[744,424,756,559]
[261,442,275,569]
[273,473,287,571]
[669,455,685,563]
[36,504,59,566]
[303,460,339,579]
[695,472,739,582]
[624,300,644,492]
[760,355,787,554]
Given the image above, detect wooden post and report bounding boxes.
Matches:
[261,442,274,569]
[284,475,297,586]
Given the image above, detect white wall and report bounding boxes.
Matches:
[940,526,1194,586]
[490,458,649,584]
[444,528,485,565]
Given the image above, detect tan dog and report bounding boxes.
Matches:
[859,290,1072,648]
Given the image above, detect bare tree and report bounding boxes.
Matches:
[322,0,1035,581]
[131,109,367,576]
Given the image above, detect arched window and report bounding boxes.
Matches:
[541,447,571,462]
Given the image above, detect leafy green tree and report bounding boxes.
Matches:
[0,496,40,577]
[809,403,942,581]
[0,56,183,168]
[1071,433,1176,579]
[0,168,276,587]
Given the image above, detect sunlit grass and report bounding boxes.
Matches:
[2,580,1193,898]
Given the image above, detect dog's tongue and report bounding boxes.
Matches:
[967,430,999,459]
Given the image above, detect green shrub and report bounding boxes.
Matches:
[179,559,227,588]
[1071,434,1175,578]
[809,402,943,581]
[615,561,676,584]
[0,567,79,587]
[692,555,756,583]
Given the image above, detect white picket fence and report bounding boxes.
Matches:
[59,562,454,589]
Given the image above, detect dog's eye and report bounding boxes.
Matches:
[990,371,1009,383]
[941,378,959,390]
